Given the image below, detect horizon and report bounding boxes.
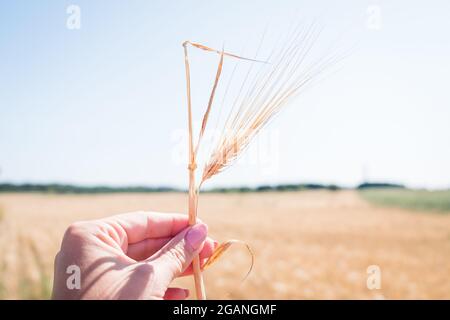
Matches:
[1,180,445,192]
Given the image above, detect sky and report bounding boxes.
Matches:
[0,0,449,189]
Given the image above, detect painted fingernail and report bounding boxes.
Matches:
[185,223,208,251]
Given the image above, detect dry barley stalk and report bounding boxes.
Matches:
[183,41,206,300]
[182,24,340,300]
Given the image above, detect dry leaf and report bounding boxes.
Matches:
[203,239,254,282]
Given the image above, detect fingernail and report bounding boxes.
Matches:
[185,223,208,251]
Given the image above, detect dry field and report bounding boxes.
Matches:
[0,191,449,299]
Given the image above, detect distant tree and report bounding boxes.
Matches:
[357,182,405,190]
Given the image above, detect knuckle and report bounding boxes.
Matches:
[64,220,97,241]
[65,221,88,236]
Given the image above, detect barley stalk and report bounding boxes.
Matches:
[183,41,253,300]
[182,23,340,299]
[183,41,206,300]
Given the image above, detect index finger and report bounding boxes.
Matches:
[104,211,194,244]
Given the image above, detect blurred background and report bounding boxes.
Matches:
[0,0,449,299]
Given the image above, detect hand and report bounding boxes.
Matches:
[52,211,217,299]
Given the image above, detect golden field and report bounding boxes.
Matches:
[0,191,449,299]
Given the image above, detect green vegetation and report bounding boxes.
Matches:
[0,261,5,299]
[0,183,340,194]
[0,183,180,194]
[208,183,340,193]
[357,182,405,189]
[28,239,52,299]
[360,189,450,213]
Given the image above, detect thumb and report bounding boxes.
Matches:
[148,223,208,288]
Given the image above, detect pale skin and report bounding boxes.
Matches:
[52,211,217,300]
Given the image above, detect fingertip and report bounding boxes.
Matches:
[185,223,208,251]
[164,287,190,300]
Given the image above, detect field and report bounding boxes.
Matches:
[360,189,450,213]
[0,190,449,299]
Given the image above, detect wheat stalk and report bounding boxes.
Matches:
[182,23,339,299]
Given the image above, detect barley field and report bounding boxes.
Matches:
[0,190,449,300]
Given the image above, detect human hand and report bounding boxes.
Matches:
[52,211,217,299]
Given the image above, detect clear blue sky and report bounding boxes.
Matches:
[1,0,449,189]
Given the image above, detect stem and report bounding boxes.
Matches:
[184,42,206,300]
[188,168,206,300]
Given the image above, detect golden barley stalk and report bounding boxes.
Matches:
[183,24,337,300]
[183,41,206,300]
[183,40,254,300]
